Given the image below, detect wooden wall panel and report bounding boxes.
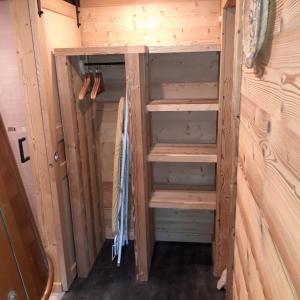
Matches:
[80,0,220,47]
[234,0,300,297]
[0,1,36,219]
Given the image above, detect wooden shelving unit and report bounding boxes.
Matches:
[54,45,227,283]
[145,51,222,271]
[146,99,219,112]
[148,144,218,163]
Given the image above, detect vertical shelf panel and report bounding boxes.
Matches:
[214,7,236,276]
[125,52,154,281]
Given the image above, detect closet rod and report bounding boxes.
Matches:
[84,62,125,66]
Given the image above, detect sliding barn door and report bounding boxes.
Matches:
[10,0,81,290]
[28,2,79,289]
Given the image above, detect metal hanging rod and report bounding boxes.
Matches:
[84,62,125,66]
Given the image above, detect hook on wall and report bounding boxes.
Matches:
[37,0,43,17]
[75,0,81,28]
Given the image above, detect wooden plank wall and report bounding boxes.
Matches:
[234,0,300,298]
[95,52,219,243]
[0,1,36,219]
[8,0,82,291]
[80,0,220,47]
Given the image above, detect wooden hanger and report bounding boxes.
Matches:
[78,73,92,100]
[90,73,102,100]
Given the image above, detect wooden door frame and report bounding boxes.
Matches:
[218,0,244,298]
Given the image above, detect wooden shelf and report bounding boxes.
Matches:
[147,99,219,112]
[54,44,221,57]
[149,189,216,210]
[148,144,217,163]
[54,46,147,56]
[148,43,221,53]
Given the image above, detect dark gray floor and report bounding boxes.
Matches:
[63,240,225,300]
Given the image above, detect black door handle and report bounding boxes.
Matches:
[18,137,30,163]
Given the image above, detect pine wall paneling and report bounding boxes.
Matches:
[80,0,220,48]
[234,0,300,297]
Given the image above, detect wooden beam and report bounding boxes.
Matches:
[225,0,243,298]
[42,0,76,19]
[54,44,220,56]
[214,5,236,276]
[125,53,154,281]
[81,0,220,7]
[54,46,147,56]
[148,44,221,53]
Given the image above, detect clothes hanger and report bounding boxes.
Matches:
[78,72,92,100]
[90,72,102,100]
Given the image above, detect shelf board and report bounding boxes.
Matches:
[149,189,216,210]
[148,144,217,163]
[147,99,219,112]
[148,43,221,53]
[54,44,221,57]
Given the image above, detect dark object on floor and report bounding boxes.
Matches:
[63,240,225,300]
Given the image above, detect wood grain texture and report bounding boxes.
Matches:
[148,144,217,163]
[29,0,82,288]
[42,0,76,19]
[214,5,235,276]
[149,189,216,210]
[0,0,36,225]
[96,103,216,243]
[94,50,219,244]
[8,0,79,291]
[80,0,220,48]
[234,0,300,297]
[125,53,154,281]
[55,56,91,278]
[147,99,219,111]
[0,216,27,299]
[0,115,48,299]
[225,0,243,298]
[54,46,146,56]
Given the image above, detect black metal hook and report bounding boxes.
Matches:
[37,0,43,17]
[75,0,81,28]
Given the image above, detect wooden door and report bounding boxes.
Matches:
[31,20,78,291]
[9,0,78,290]
[0,115,49,299]
[0,213,27,300]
